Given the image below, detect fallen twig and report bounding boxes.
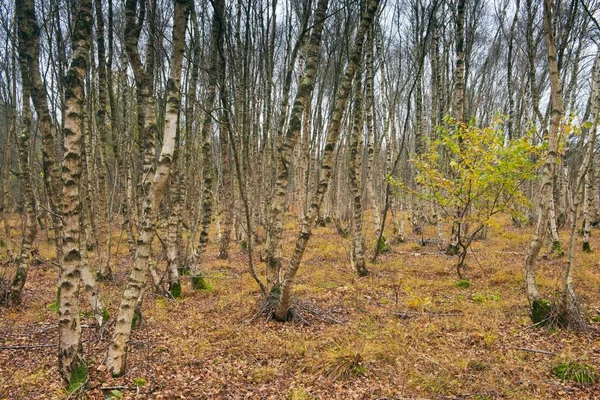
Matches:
[101,385,131,391]
[515,347,556,356]
[392,310,463,319]
[0,343,57,350]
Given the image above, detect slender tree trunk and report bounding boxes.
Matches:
[94,0,112,280]
[524,0,564,305]
[8,7,37,303]
[57,0,93,385]
[349,62,368,276]
[364,26,380,236]
[189,4,217,290]
[17,0,63,264]
[447,0,466,255]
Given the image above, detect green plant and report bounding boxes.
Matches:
[455,279,471,288]
[134,377,146,387]
[67,363,88,393]
[106,389,124,399]
[472,292,500,303]
[400,116,540,277]
[552,362,598,385]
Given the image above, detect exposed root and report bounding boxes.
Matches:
[247,295,346,325]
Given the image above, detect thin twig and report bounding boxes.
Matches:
[0,343,58,350]
[515,347,556,356]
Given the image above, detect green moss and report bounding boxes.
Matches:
[531,299,552,325]
[47,289,61,313]
[240,240,248,251]
[12,268,26,287]
[46,301,59,313]
[552,241,564,256]
[169,281,182,298]
[191,276,212,291]
[102,307,110,323]
[178,265,190,276]
[553,362,598,385]
[591,316,600,323]
[132,308,142,330]
[455,279,471,289]
[583,241,592,253]
[67,363,88,393]
[377,236,391,254]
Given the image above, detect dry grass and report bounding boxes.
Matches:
[0,213,599,398]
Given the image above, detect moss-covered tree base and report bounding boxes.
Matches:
[169,281,182,298]
[583,241,592,253]
[377,236,391,254]
[531,299,553,325]
[191,276,212,291]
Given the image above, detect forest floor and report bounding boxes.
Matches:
[0,214,599,399]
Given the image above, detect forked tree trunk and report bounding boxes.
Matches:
[266,0,328,293]
[274,0,380,320]
[105,0,189,376]
[57,0,93,385]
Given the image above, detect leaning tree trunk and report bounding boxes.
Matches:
[8,4,37,304]
[523,0,564,307]
[274,0,380,320]
[57,0,94,386]
[17,0,63,264]
[105,0,189,377]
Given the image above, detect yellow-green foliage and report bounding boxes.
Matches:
[408,116,540,230]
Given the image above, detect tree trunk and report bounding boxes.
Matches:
[57,0,93,385]
[524,0,564,305]
[266,0,328,293]
[274,0,380,320]
[106,0,189,376]
[349,62,368,276]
